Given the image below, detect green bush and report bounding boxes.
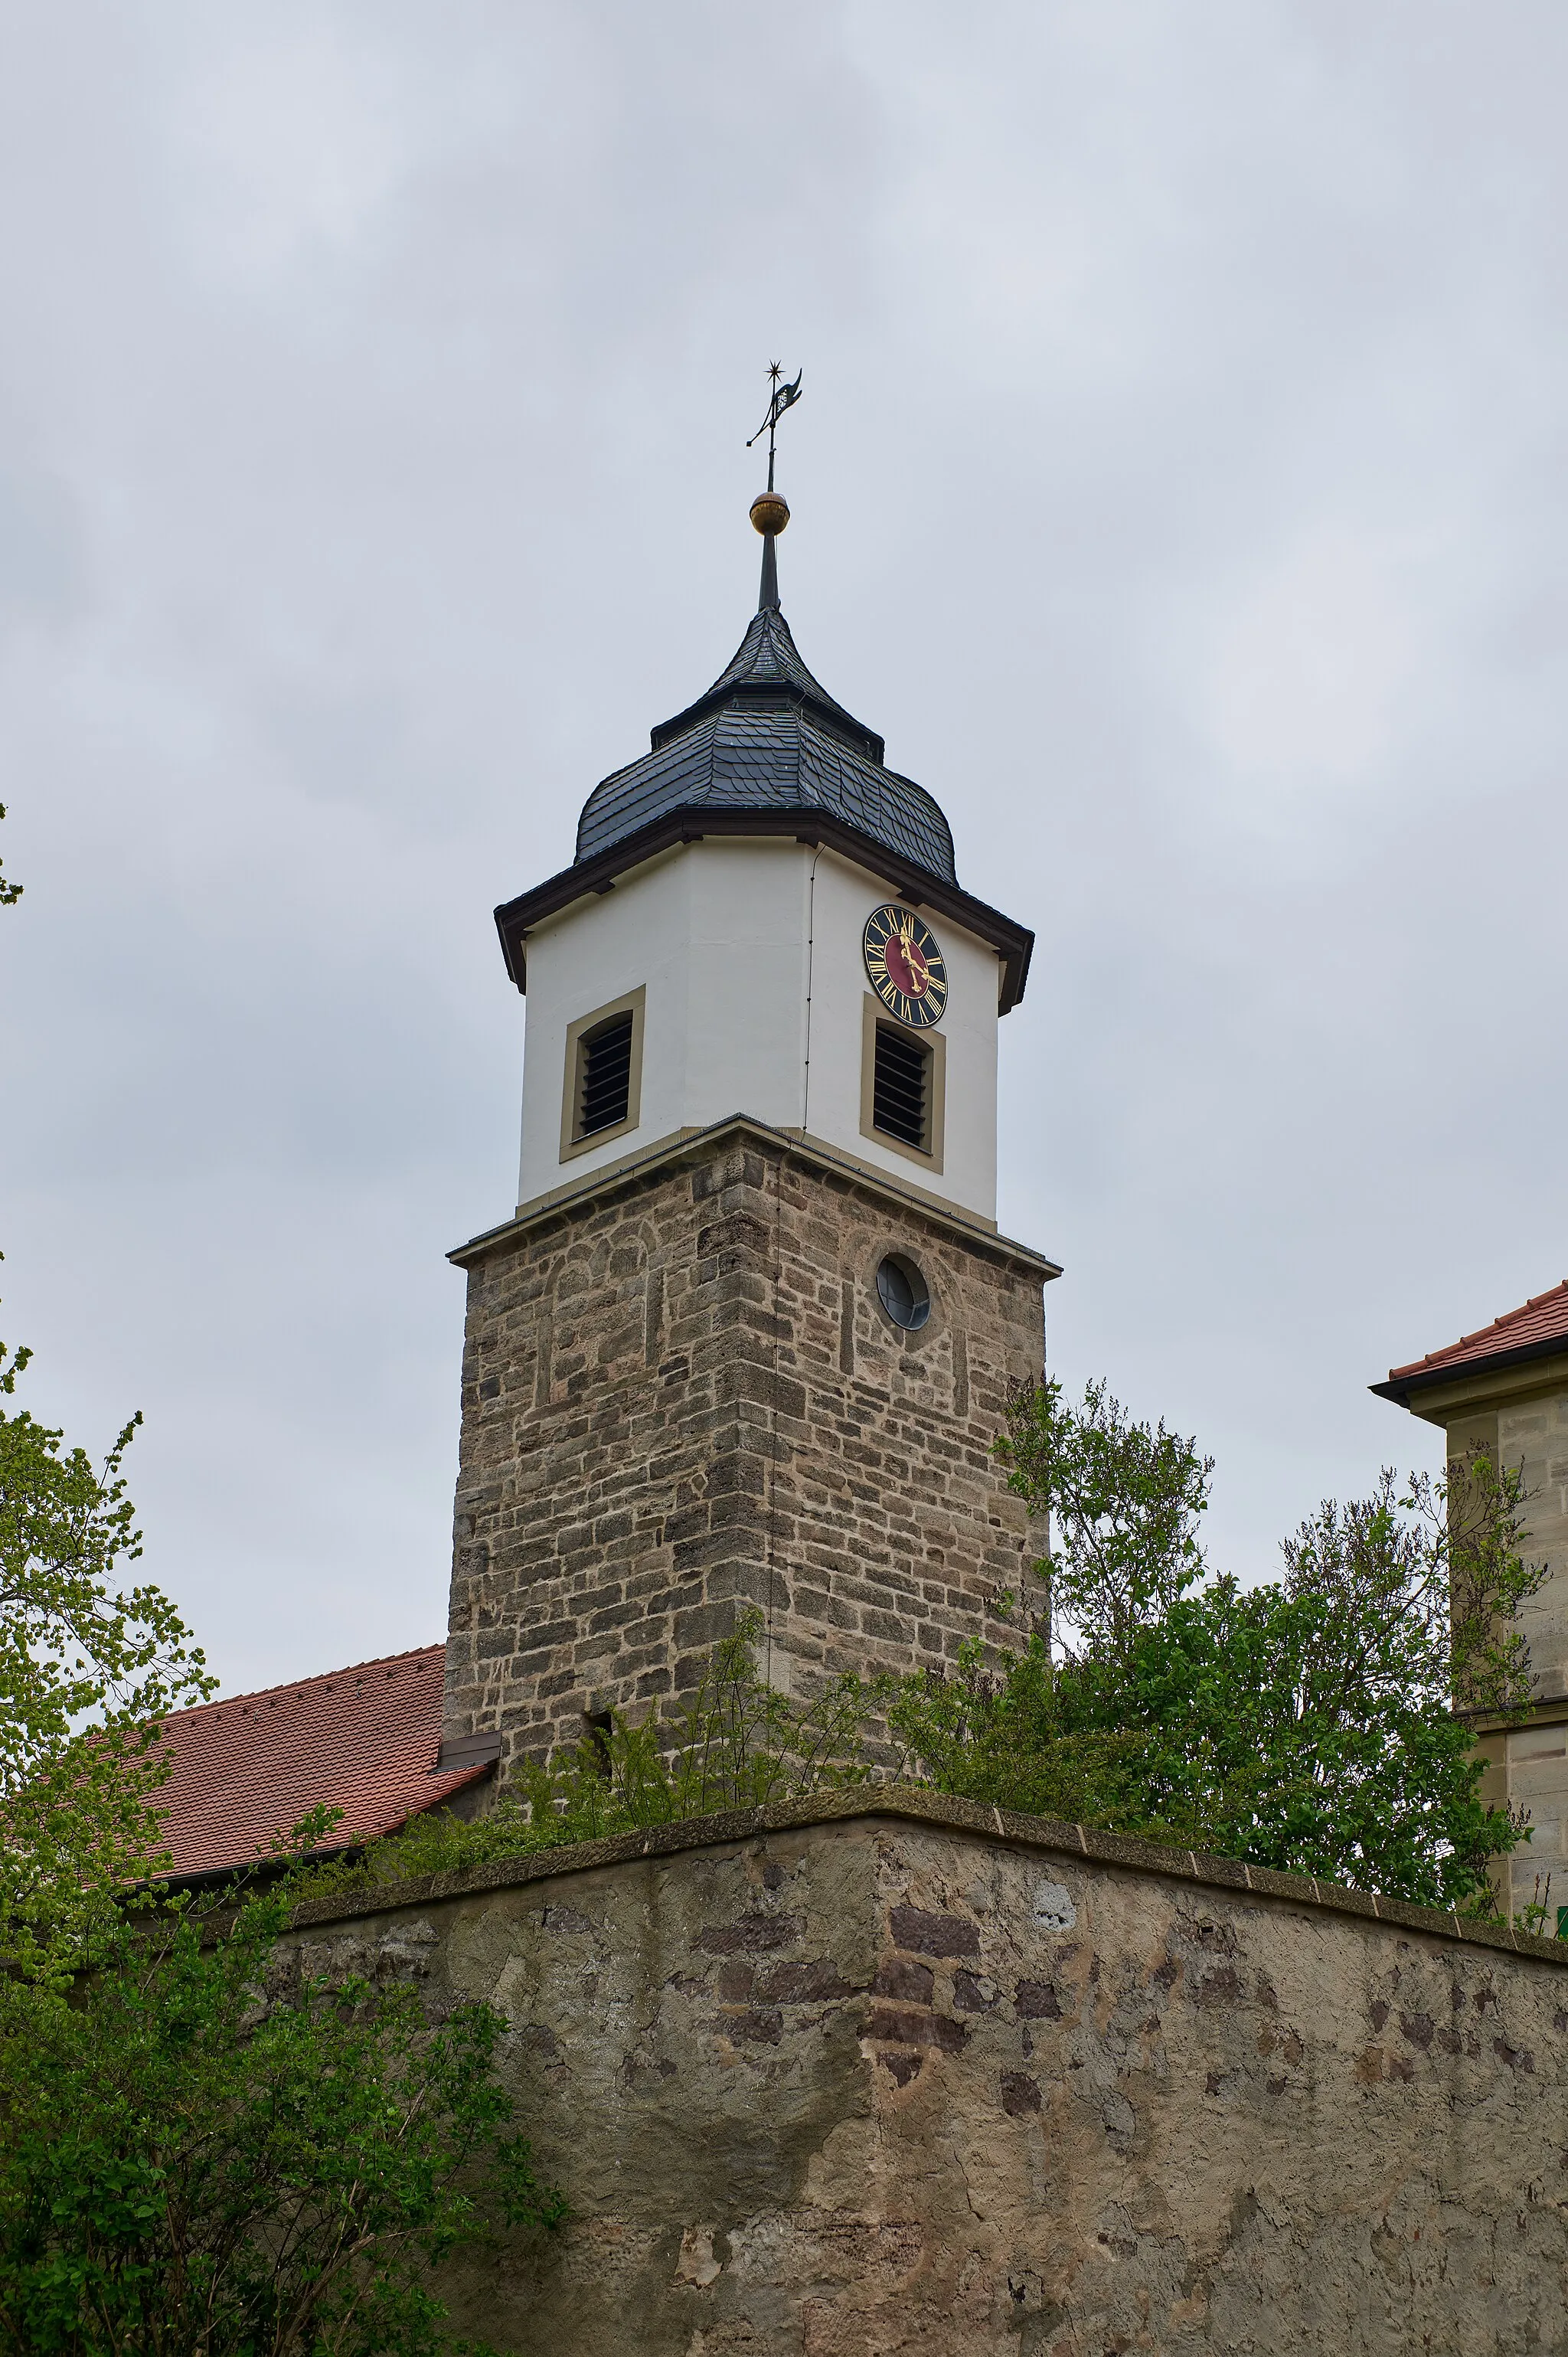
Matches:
[885,1379,1543,1911]
[0,1869,563,2357]
[338,1610,871,1890]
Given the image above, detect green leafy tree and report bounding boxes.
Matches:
[993,1374,1214,1656]
[0,800,560,2347]
[1080,1460,1536,1904]
[0,1871,564,2355]
[883,1640,1144,1831]
[0,1342,214,1980]
[890,1379,1542,1909]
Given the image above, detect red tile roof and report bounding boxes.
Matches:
[1374,1280,1568,1404]
[150,1643,490,1878]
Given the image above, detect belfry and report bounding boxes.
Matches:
[439,419,1060,1775]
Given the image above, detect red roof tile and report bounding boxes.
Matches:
[151,1643,488,1878]
[1377,1280,1568,1402]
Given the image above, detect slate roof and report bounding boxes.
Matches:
[573,602,958,885]
[149,1643,489,1878]
[1373,1280,1568,1406]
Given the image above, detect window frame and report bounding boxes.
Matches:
[560,984,646,1162]
[875,1252,932,1332]
[859,993,946,1173]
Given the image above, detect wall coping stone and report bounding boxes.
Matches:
[285,1783,1568,1966]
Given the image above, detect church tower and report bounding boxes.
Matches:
[440,460,1059,1773]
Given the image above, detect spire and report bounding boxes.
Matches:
[753,502,786,610]
[746,362,802,613]
[564,356,961,899]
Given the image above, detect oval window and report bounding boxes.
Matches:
[876,1254,930,1332]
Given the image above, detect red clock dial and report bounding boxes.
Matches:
[862,904,948,1029]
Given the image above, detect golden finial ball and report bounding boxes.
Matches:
[750,491,790,536]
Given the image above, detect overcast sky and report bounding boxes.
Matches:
[3,3,1566,1698]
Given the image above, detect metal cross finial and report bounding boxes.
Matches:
[746,361,803,492]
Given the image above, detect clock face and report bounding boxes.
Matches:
[863,904,948,1029]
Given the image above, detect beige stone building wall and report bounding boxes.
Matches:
[1481,1377,1568,1914]
[1497,1387,1568,1700]
[1401,1355,1568,1921]
[442,1120,1051,1772]
[280,1792,1568,2355]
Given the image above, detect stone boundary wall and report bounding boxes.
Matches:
[281,1791,1568,2355]
[289,1786,1568,1963]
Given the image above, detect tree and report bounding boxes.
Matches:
[0,1341,214,1981]
[0,796,561,2347]
[0,1871,564,2356]
[889,1379,1542,1910]
[991,1374,1214,1658]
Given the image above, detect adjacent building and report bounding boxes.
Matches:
[146,1644,488,1881]
[1374,1280,1568,1920]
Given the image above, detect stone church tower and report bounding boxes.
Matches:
[439,492,1059,1775]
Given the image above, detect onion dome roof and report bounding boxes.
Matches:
[573,603,958,887]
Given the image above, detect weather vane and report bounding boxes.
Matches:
[746,361,803,493]
[746,363,802,613]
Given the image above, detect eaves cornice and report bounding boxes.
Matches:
[494,809,1035,1015]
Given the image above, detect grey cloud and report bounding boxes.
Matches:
[1,0,1564,1690]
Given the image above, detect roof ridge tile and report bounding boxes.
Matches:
[1385,1279,1568,1384]
[161,1641,446,1725]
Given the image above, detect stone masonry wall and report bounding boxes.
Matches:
[1499,1384,1568,1701]
[1437,1384,1568,1919]
[442,1124,1049,1771]
[279,1792,1568,2355]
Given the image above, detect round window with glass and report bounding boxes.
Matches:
[876,1254,930,1332]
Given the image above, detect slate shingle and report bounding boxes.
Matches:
[573,602,957,884]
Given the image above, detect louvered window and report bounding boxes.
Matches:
[872,1022,930,1151]
[577,1012,634,1136]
